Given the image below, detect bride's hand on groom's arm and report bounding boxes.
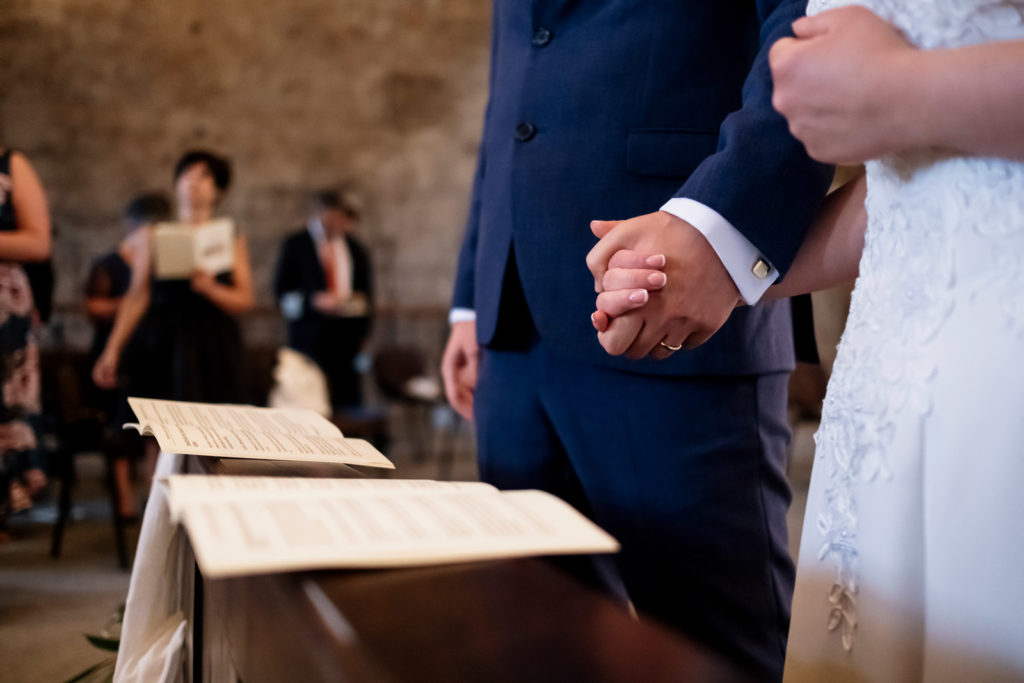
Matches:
[768,6,918,164]
[771,7,1024,163]
[585,212,741,359]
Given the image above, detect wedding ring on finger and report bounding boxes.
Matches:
[658,340,683,352]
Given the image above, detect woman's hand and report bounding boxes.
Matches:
[192,234,254,314]
[588,248,666,334]
[190,269,217,296]
[769,6,917,163]
[92,349,120,389]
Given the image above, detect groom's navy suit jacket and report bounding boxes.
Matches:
[453,0,833,373]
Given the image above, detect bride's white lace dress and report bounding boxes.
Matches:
[785,2,1024,681]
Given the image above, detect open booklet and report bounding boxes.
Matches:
[152,217,235,279]
[125,397,394,470]
[166,475,620,577]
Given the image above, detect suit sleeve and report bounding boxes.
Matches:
[673,0,834,277]
[451,12,501,312]
[273,233,313,320]
[343,237,373,341]
[452,152,484,310]
[272,235,298,299]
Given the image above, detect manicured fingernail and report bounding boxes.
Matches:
[646,254,666,267]
[648,272,667,287]
[629,289,648,303]
[590,312,597,324]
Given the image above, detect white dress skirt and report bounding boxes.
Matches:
[785,1,1024,680]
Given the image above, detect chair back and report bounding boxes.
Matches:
[371,345,427,402]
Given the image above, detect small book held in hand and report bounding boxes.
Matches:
[152,217,235,279]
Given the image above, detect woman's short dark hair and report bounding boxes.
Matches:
[173,150,232,191]
[123,192,173,228]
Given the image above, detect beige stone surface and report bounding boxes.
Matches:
[0,0,491,347]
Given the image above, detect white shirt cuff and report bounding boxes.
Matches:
[449,308,476,324]
[280,292,305,320]
[661,197,777,305]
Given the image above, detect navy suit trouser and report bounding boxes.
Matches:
[475,338,795,680]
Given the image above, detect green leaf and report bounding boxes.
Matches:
[84,634,121,652]
[63,658,115,683]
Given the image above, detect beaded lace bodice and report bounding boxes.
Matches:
[805,0,1024,652]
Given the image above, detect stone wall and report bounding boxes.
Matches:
[0,0,491,350]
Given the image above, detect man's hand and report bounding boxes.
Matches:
[769,6,916,163]
[312,291,343,314]
[586,212,741,359]
[313,291,342,311]
[440,320,479,421]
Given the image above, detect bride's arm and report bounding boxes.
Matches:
[770,6,1024,163]
[908,39,1024,161]
[763,174,866,301]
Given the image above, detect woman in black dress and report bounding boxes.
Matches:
[93,150,253,407]
[85,193,171,516]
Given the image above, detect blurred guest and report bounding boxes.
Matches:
[86,194,172,381]
[0,146,52,538]
[93,150,253,408]
[85,193,171,517]
[273,190,373,409]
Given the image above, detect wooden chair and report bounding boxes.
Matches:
[371,344,462,479]
[42,349,129,569]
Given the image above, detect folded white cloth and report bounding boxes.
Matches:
[268,347,331,417]
[114,452,188,683]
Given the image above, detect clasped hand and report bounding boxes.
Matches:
[585,211,740,359]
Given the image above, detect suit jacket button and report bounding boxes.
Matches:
[531,27,553,47]
[515,122,537,142]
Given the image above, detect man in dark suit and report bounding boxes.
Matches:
[274,190,373,409]
[440,2,833,679]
